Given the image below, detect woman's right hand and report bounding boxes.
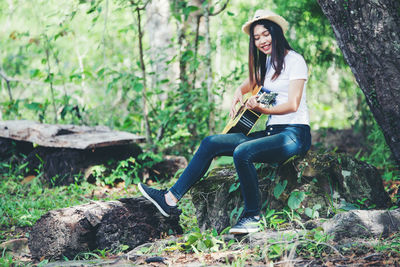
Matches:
[230,90,244,118]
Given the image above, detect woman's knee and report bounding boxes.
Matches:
[233,143,251,163]
[200,135,216,148]
[198,135,221,154]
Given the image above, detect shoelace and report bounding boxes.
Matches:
[238,216,258,224]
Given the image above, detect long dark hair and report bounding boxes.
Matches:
[249,19,292,85]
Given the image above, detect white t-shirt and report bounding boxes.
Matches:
[264,50,309,125]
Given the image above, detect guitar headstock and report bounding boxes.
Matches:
[257,87,277,107]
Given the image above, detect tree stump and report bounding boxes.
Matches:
[28,197,182,260]
[0,120,145,186]
[190,150,392,233]
[149,155,188,182]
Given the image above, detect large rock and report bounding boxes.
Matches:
[28,197,182,260]
[323,209,400,240]
[191,151,392,232]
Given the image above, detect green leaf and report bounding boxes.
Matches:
[183,6,199,17]
[305,207,313,218]
[29,69,41,78]
[160,79,170,84]
[273,180,287,199]
[44,73,54,83]
[228,182,239,193]
[288,191,305,210]
[24,102,42,111]
[314,204,322,210]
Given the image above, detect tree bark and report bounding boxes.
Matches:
[0,68,13,101]
[44,37,58,123]
[28,198,182,260]
[134,3,153,145]
[203,1,215,134]
[145,0,176,100]
[317,0,400,165]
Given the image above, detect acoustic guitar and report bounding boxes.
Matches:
[222,85,277,135]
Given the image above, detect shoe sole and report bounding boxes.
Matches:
[138,183,170,217]
[229,228,260,234]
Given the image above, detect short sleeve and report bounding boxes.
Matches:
[288,55,308,81]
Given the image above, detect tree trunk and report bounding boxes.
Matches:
[0,68,13,101]
[145,0,177,105]
[317,0,400,165]
[44,38,58,123]
[135,6,153,145]
[28,198,182,260]
[203,1,215,134]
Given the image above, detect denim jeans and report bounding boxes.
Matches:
[169,124,311,217]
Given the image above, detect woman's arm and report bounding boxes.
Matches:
[230,78,255,118]
[245,79,306,115]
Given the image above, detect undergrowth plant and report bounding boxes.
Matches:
[90,151,163,187]
[164,227,227,253]
[374,232,400,256]
[0,161,98,229]
[260,228,335,261]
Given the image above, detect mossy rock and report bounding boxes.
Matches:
[190,150,392,232]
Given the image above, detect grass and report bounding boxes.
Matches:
[1,145,400,265]
[0,172,93,229]
[0,159,143,242]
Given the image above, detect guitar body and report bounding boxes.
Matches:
[222,85,276,135]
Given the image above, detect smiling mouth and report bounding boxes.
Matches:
[261,44,271,51]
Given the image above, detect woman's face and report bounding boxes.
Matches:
[253,24,272,55]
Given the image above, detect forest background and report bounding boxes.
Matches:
[1,0,388,159]
[0,0,399,265]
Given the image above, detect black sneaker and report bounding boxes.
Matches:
[138,183,181,217]
[229,216,261,234]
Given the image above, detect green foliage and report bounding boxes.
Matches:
[374,233,400,256]
[73,246,128,261]
[1,0,399,263]
[297,228,334,258]
[304,204,322,219]
[165,227,226,253]
[0,250,14,267]
[261,209,287,229]
[229,206,244,226]
[260,228,335,260]
[273,179,287,199]
[358,121,397,169]
[0,161,98,227]
[288,190,306,210]
[0,0,388,158]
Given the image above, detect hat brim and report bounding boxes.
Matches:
[242,15,289,35]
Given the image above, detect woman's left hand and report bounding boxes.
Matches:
[245,95,260,110]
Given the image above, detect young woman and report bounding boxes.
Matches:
[138,9,311,234]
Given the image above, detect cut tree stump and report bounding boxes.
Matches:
[0,120,145,186]
[28,197,182,260]
[191,150,392,233]
[0,120,145,149]
[149,155,188,182]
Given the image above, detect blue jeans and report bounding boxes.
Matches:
[169,124,311,217]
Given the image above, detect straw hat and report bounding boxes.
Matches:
[242,9,289,35]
